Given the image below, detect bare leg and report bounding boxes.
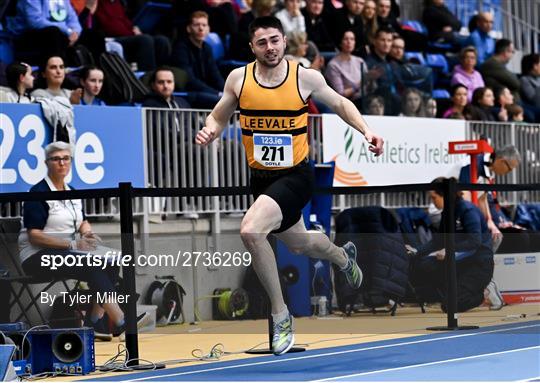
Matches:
[275,217,347,268]
[240,195,286,315]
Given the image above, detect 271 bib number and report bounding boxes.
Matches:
[253,134,293,167]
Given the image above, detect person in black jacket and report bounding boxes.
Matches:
[408,177,503,312]
[142,67,189,109]
[422,0,462,45]
[170,10,224,109]
[326,0,368,57]
[302,0,336,53]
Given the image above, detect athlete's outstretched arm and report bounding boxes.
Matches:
[303,69,384,156]
[196,68,243,146]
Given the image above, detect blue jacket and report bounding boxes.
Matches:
[465,30,495,65]
[8,0,82,36]
[417,198,493,261]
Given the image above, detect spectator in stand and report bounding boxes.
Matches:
[285,31,324,70]
[465,86,496,121]
[31,56,82,105]
[275,0,305,37]
[376,0,426,52]
[443,84,468,118]
[388,36,404,62]
[230,0,276,61]
[1,62,35,103]
[493,86,514,122]
[325,30,369,109]
[302,0,336,53]
[451,46,485,102]
[480,39,520,103]
[361,0,378,46]
[422,0,462,45]
[505,104,524,122]
[364,94,385,115]
[70,0,124,61]
[425,97,437,117]
[388,36,433,95]
[171,11,224,109]
[197,0,239,40]
[365,27,400,114]
[520,53,540,109]
[376,0,399,33]
[327,0,368,57]
[79,66,105,105]
[94,0,171,71]
[142,67,188,109]
[400,88,426,117]
[8,0,82,65]
[465,12,495,65]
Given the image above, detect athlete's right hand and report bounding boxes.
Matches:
[195,126,217,146]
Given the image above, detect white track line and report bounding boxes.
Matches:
[314,346,540,381]
[516,377,540,382]
[123,323,540,382]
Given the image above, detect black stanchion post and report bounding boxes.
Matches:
[119,182,139,365]
[427,178,478,331]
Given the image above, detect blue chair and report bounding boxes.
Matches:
[205,32,226,62]
[432,89,450,99]
[404,51,426,66]
[401,20,427,35]
[132,2,172,34]
[426,54,449,74]
[0,30,14,65]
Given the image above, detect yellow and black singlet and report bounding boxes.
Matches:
[238,60,309,170]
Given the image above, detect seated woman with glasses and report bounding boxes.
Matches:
[18,141,147,338]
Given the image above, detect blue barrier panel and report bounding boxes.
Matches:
[0,104,145,192]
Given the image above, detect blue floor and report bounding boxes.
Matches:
[85,321,540,382]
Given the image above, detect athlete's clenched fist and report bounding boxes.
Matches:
[195,126,217,146]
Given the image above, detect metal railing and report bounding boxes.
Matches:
[143,110,540,215]
[500,0,540,53]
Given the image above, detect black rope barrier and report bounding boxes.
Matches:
[459,183,540,192]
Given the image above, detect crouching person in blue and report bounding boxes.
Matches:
[408,177,503,312]
[18,141,146,337]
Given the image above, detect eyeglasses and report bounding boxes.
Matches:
[47,156,72,163]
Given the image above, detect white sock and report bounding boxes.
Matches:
[271,308,289,324]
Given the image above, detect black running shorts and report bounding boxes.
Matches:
[249,158,315,233]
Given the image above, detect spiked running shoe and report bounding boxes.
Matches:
[342,241,363,289]
[272,313,294,355]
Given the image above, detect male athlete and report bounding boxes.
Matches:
[196,16,384,355]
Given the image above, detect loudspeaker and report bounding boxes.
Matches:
[5,327,94,375]
[4,331,32,374]
[49,328,94,375]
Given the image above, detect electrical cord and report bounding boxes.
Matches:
[19,311,535,378]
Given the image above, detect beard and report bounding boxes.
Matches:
[256,50,284,68]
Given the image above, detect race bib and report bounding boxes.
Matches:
[253,134,293,167]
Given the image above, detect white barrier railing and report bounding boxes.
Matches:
[143,110,540,215]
